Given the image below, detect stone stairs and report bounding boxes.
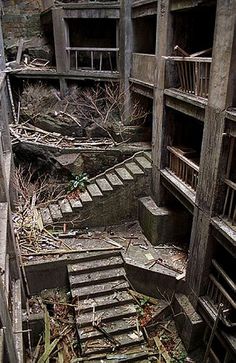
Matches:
[40,150,152,229]
[67,250,148,360]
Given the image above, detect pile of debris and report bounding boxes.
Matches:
[17,82,148,142]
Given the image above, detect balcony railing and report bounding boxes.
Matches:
[165,56,212,98]
[206,259,236,328]
[222,179,236,226]
[66,47,119,73]
[131,53,156,85]
[167,146,199,191]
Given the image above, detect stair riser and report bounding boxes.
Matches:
[78,297,134,314]
[81,339,144,356]
[79,325,136,342]
[69,262,124,275]
[67,251,121,264]
[78,311,137,328]
[70,274,125,288]
[74,286,129,300]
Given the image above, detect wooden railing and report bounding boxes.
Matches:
[206,259,236,328]
[222,179,236,226]
[165,56,212,98]
[167,146,199,191]
[66,47,119,72]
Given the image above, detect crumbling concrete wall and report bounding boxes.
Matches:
[2,0,52,61]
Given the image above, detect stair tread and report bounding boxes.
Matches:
[77,290,133,312]
[106,172,124,186]
[143,151,152,161]
[69,267,126,286]
[79,317,137,341]
[59,198,73,214]
[77,303,137,327]
[96,178,113,192]
[71,280,129,299]
[67,250,121,263]
[40,207,53,225]
[125,162,144,176]
[87,183,103,197]
[48,204,63,220]
[115,167,134,181]
[68,197,83,209]
[68,255,124,274]
[80,190,93,203]
[135,156,152,170]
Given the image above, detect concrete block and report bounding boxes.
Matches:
[173,293,204,352]
[138,196,191,245]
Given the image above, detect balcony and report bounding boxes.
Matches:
[167,146,199,192]
[206,259,236,329]
[66,47,119,75]
[131,53,156,86]
[165,56,212,98]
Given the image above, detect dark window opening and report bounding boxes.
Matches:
[133,15,156,54]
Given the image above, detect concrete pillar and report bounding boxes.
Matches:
[120,0,132,124]
[186,0,236,302]
[52,8,68,96]
[152,0,172,204]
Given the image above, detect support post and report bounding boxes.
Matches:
[186,0,236,303]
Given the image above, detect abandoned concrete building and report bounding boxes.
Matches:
[0,0,235,362]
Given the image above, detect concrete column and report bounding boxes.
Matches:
[152,0,172,204]
[120,0,132,124]
[52,8,68,73]
[186,0,236,302]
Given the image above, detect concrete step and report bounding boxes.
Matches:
[49,204,63,221]
[68,255,124,274]
[68,197,83,210]
[79,190,93,204]
[96,178,113,193]
[106,172,124,187]
[77,290,134,313]
[69,267,126,287]
[143,151,152,161]
[59,198,73,215]
[87,183,103,198]
[125,162,144,177]
[135,156,152,171]
[115,167,134,182]
[81,332,144,356]
[40,207,53,225]
[71,279,129,300]
[79,318,137,342]
[67,250,121,264]
[77,303,137,328]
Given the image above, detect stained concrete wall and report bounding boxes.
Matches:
[131,53,156,85]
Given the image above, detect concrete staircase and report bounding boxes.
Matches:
[40,150,152,229]
[67,250,148,360]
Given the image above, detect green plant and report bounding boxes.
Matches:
[67,173,90,193]
[171,351,187,363]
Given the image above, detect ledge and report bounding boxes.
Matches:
[226,109,236,123]
[160,169,195,213]
[211,216,236,257]
[164,88,207,109]
[9,69,120,81]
